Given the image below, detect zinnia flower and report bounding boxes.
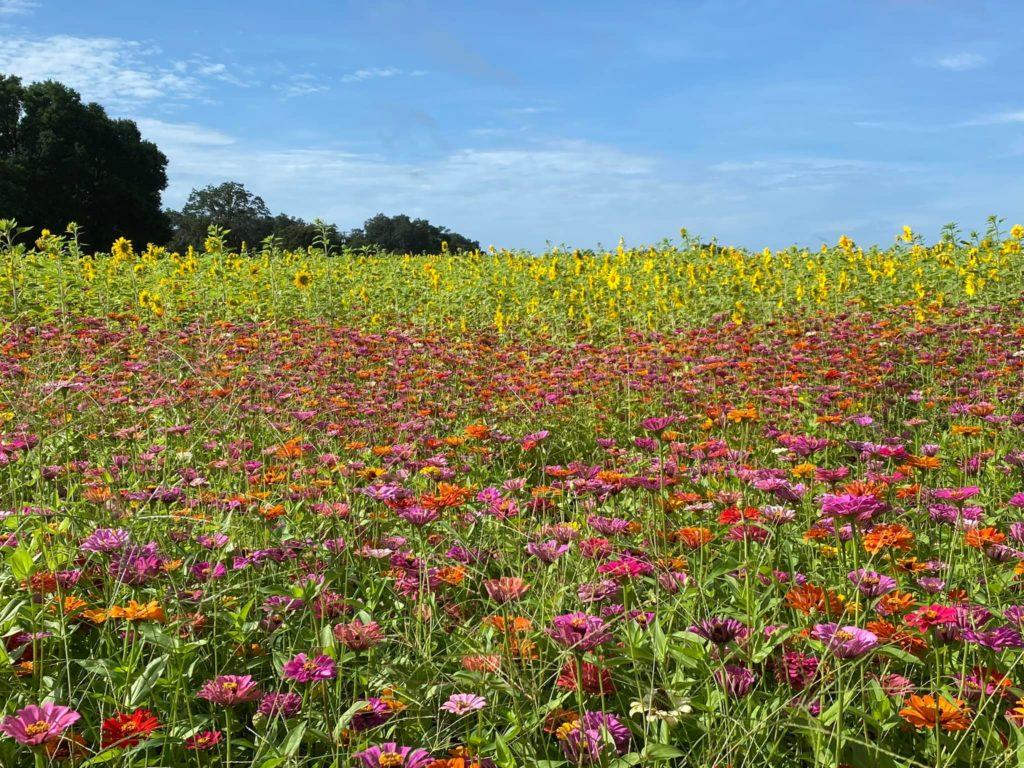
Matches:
[0,702,80,746]
[690,617,746,646]
[899,694,971,731]
[440,694,487,715]
[101,708,160,748]
[353,742,434,768]
[547,613,612,651]
[484,577,531,604]
[183,730,222,750]
[196,675,261,706]
[810,624,878,659]
[556,711,630,765]
[847,569,897,598]
[904,605,958,633]
[258,692,302,718]
[715,665,756,698]
[333,618,384,650]
[282,653,336,683]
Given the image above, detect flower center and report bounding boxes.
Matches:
[25,721,50,736]
[379,753,405,767]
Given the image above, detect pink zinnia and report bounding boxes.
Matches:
[0,702,80,746]
[353,742,433,768]
[183,729,222,750]
[333,618,384,651]
[196,675,261,706]
[282,653,336,683]
[484,577,531,604]
[440,693,487,715]
[904,604,958,632]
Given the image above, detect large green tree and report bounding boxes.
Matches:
[346,213,479,253]
[0,75,169,248]
[167,181,274,251]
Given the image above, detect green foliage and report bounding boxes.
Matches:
[0,74,170,248]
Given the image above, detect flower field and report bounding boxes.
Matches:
[1,221,1024,767]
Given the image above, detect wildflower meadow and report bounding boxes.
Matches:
[1,218,1024,767]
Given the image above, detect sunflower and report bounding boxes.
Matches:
[293,267,313,290]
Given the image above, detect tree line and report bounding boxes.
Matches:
[0,75,480,253]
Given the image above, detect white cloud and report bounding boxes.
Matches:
[152,131,702,247]
[709,157,908,192]
[962,110,1024,126]
[0,35,232,108]
[134,118,236,148]
[275,73,328,97]
[932,52,987,71]
[340,67,404,83]
[0,0,37,15]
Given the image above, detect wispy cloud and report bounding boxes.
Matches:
[857,108,1024,132]
[151,129,694,246]
[340,67,423,84]
[709,157,910,192]
[134,118,236,148]
[930,52,987,71]
[961,110,1024,126]
[275,73,329,97]
[0,35,234,108]
[0,0,37,15]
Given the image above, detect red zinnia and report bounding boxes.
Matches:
[556,660,616,695]
[101,708,160,748]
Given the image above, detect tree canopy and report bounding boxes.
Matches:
[0,75,170,248]
[166,181,479,255]
[346,213,479,254]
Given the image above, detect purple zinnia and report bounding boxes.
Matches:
[547,612,612,651]
[690,617,746,646]
[258,692,302,718]
[810,624,878,659]
[847,569,898,598]
[715,665,756,698]
[557,710,630,765]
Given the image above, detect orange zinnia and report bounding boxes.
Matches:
[965,527,1005,549]
[878,590,916,615]
[899,695,971,731]
[785,583,845,616]
[463,424,490,440]
[671,527,714,549]
[863,523,914,554]
[1006,698,1024,727]
[108,600,165,622]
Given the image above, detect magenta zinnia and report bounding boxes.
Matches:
[0,702,80,746]
[196,675,261,706]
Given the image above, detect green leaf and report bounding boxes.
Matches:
[649,617,668,663]
[127,655,168,707]
[332,700,368,740]
[644,743,687,759]
[6,546,33,582]
[493,730,514,768]
[282,722,307,758]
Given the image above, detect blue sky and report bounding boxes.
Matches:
[1,0,1022,249]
